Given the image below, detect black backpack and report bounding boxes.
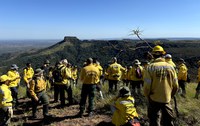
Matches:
[52,66,63,82]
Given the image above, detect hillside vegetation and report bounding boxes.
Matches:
[1,37,200,125]
[1,37,200,76]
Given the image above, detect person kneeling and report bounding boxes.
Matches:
[110,86,140,126]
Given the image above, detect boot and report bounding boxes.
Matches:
[31,105,37,119]
[43,105,52,118]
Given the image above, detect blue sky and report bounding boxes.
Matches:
[0,0,200,40]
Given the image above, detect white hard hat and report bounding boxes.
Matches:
[165,54,172,59]
[61,59,68,64]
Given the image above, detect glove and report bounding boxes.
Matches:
[8,107,13,118]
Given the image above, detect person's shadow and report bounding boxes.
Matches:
[22,114,80,126]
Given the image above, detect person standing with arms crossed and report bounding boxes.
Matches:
[143,45,179,126]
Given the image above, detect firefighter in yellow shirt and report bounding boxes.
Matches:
[107,57,125,93]
[142,60,150,81]
[111,86,139,126]
[195,60,200,99]
[23,63,34,97]
[71,65,78,87]
[59,59,73,108]
[177,58,188,98]
[7,64,21,108]
[126,66,132,87]
[143,45,179,126]
[41,60,51,90]
[93,58,103,83]
[23,63,34,85]
[53,59,73,108]
[165,54,176,68]
[93,58,104,99]
[77,58,100,117]
[29,68,52,119]
[121,66,128,86]
[0,75,13,126]
[129,59,143,96]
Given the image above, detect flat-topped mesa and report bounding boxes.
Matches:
[63,36,80,42]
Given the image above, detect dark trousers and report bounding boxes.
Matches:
[122,79,129,86]
[79,84,96,113]
[0,107,10,126]
[178,80,186,95]
[148,99,174,126]
[195,82,200,98]
[54,84,60,102]
[60,85,73,106]
[130,80,143,95]
[196,82,200,91]
[10,87,18,107]
[108,80,119,93]
[31,90,49,116]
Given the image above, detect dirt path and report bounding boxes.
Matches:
[12,98,112,126]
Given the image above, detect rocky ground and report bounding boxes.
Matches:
[11,98,113,126]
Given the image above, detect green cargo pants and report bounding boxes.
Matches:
[79,84,96,113]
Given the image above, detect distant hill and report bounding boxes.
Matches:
[0,39,56,55]
[0,36,200,79]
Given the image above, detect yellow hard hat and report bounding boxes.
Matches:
[0,75,11,82]
[152,45,166,55]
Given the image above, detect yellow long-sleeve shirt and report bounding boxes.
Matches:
[80,64,100,84]
[7,70,20,88]
[121,68,128,80]
[129,65,143,81]
[178,63,188,81]
[94,63,103,76]
[107,62,125,81]
[165,59,176,68]
[143,58,179,103]
[54,65,71,85]
[23,67,34,84]
[71,68,78,81]
[112,96,138,126]
[29,76,46,100]
[0,84,13,108]
[94,63,103,83]
[61,66,71,85]
[127,69,132,81]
